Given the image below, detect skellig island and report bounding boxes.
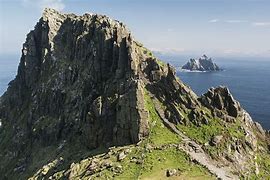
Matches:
[182,55,221,71]
[0,8,269,179]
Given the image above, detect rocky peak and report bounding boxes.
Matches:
[0,9,269,179]
[0,9,181,172]
[200,86,241,117]
[181,54,220,71]
[2,8,152,153]
[200,54,209,60]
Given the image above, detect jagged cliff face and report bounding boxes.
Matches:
[1,9,151,147]
[0,8,150,177]
[0,9,269,179]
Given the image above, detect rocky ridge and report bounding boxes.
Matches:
[0,8,269,179]
[182,54,221,71]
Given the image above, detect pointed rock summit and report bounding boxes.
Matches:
[182,54,221,71]
[0,9,269,179]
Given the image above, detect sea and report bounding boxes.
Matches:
[0,54,270,130]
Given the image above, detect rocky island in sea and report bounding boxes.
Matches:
[0,8,269,179]
[182,54,221,71]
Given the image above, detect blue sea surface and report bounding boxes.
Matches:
[0,54,20,95]
[157,54,270,130]
[0,54,270,130]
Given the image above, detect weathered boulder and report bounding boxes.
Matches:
[117,151,126,161]
[210,135,223,146]
[166,169,177,177]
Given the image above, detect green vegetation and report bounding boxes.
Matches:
[134,40,153,57]
[176,106,249,160]
[28,90,214,179]
[256,153,270,178]
[134,40,166,68]
[141,90,214,179]
[144,90,181,145]
[177,116,224,144]
[177,106,246,144]
[227,119,246,139]
[140,148,215,180]
[156,59,166,67]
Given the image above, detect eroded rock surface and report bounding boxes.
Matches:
[0,8,269,179]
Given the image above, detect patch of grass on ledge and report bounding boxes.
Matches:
[144,89,181,146]
[156,59,166,67]
[255,153,270,178]
[177,117,224,145]
[140,148,215,180]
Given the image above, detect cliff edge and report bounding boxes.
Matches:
[0,9,269,179]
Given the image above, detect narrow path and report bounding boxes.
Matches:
[150,95,239,180]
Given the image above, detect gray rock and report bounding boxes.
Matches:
[200,86,241,118]
[182,55,221,71]
[117,152,126,161]
[0,8,269,179]
[188,141,202,152]
[210,135,223,146]
[254,122,265,135]
[0,8,153,177]
[102,160,113,168]
[166,169,177,177]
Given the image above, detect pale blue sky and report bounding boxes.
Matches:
[1,0,270,57]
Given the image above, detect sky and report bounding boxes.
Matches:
[0,0,270,57]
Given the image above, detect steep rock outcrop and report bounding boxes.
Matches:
[0,8,152,177]
[0,8,269,179]
[200,86,241,118]
[182,54,221,71]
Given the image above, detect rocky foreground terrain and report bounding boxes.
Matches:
[182,55,221,71]
[0,8,269,179]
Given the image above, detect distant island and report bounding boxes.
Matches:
[1,8,269,180]
[181,55,221,71]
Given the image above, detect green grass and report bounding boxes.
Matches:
[27,90,216,180]
[227,119,245,139]
[256,153,270,178]
[156,59,166,67]
[115,147,143,179]
[177,107,246,145]
[140,148,215,180]
[178,117,224,144]
[142,90,214,179]
[144,90,181,146]
[176,107,249,160]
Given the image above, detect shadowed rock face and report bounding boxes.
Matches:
[0,8,269,179]
[0,9,154,176]
[0,8,198,177]
[182,55,220,71]
[1,8,149,147]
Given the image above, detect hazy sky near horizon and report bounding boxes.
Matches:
[1,0,270,57]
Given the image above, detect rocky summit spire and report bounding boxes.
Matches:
[0,9,269,179]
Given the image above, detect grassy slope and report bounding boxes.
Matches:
[28,90,214,179]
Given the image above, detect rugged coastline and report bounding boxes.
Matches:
[0,9,269,179]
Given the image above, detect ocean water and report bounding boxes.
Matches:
[0,54,20,95]
[157,54,270,130]
[0,54,269,130]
